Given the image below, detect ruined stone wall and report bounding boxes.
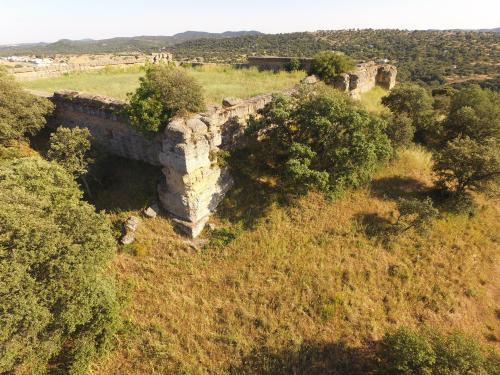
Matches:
[247,56,313,73]
[43,61,396,237]
[49,92,162,165]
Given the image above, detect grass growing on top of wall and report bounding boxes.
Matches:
[88,145,500,374]
[22,64,306,105]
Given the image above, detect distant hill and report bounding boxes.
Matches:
[0,30,263,56]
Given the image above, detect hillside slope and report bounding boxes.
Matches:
[89,146,499,374]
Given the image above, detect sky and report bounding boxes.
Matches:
[1,0,499,45]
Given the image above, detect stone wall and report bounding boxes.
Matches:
[49,91,162,165]
[333,62,398,98]
[43,60,397,237]
[247,56,313,73]
[157,92,286,236]
[247,57,397,98]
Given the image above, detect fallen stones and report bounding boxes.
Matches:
[120,216,140,245]
[143,203,160,218]
[301,75,319,85]
[222,97,242,108]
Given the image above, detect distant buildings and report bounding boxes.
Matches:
[1,55,53,66]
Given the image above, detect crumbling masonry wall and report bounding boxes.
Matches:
[46,62,396,237]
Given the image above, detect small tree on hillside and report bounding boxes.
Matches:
[126,63,205,133]
[47,127,93,177]
[246,84,392,195]
[433,136,500,196]
[0,67,54,145]
[381,83,436,146]
[442,85,499,143]
[311,51,356,82]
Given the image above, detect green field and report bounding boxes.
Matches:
[22,65,306,105]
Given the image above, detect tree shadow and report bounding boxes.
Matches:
[227,341,377,375]
[217,149,291,230]
[354,212,395,240]
[370,176,431,201]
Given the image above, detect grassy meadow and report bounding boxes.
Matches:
[22,65,306,105]
[83,144,500,374]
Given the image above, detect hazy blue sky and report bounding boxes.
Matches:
[1,0,498,44]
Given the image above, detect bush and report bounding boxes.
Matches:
[433,136,499,196]
[395,197,439,233]
[311,51,356,82]
[0,67,54,144]
[381,83,436,146]
[47,126,93,177]
[286,58,301,72]
[385,114,416,149]
[246,84,392,195]
[0,157,119,374]
[126,63,205,133]
[378,328,498,375]
[442,85,499,143]
[379,327,436,375]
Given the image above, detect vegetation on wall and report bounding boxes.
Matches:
[126,63,205,133]
[311,51,356,82]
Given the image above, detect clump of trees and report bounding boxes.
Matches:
[0,67,119,374]
[126,63,205,133]
[311,51,356,82]
[0,67,54,145]
[382,84,499,206]
[0,157,119,375]
[378,327,499,375]
[246,84,392,195]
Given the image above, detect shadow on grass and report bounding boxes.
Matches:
[217,149,291,230]
[354,212,394,240]
[228,341,377,375]
[370,176,431,201]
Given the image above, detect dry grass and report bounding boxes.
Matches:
[359,86,390,115]
[90,146,500,374]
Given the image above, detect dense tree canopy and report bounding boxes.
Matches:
[0,68,54,145]
[0,157,119,374]
[246,84,392,194]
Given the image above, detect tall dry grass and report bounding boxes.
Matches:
[91,146,499,374]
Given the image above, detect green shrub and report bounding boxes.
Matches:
[378,327,498,375]
[395,197,439,233]
[385,113,416,149]
[0,67,54,145]
[126,63,206,133]
[442,85,499,143]
[433,136,499,196]
[47,126,93,177]
[0,157,119,374]
[286,58,301,72]
[311,51,355,82]
[379,327,436,375]
[246,84,392,195]
[381,83,436,146]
